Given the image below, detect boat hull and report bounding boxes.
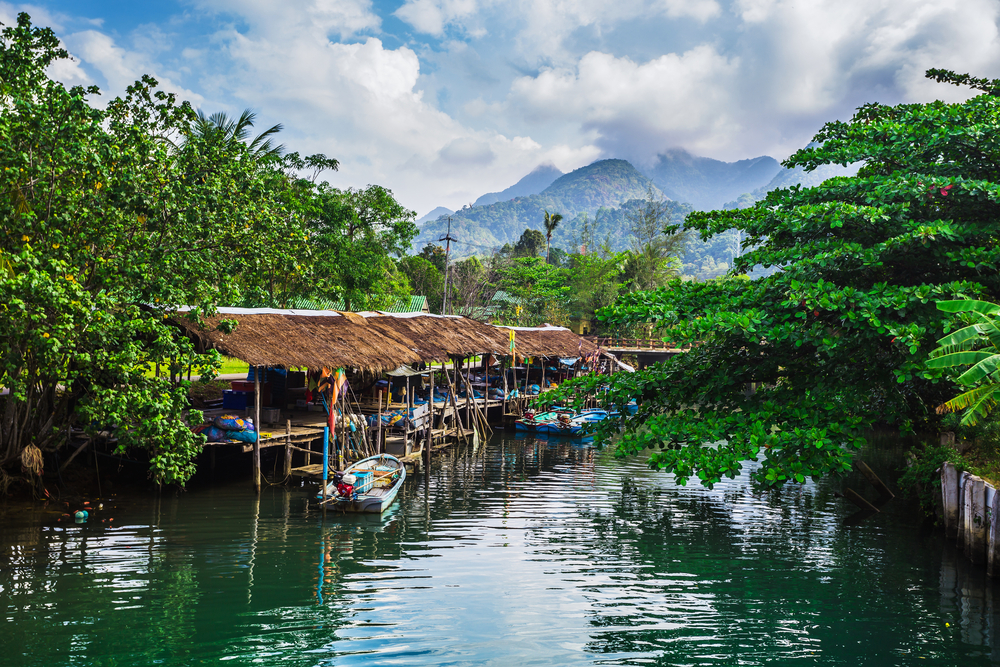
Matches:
[319,453,406,514]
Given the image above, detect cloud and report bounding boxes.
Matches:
[437,137,496,166]
[192,0,380,39]
[64,30,203,105]
[395,0,479,37]
[509,46,740,157]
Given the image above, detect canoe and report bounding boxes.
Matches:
[318,453,406,514]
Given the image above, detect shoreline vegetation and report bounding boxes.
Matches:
[4,6,1000,527]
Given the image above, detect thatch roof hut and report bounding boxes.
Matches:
[170,307,601,371]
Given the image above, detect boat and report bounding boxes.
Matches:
[317,453,406,513]
[514,409,574,432]
[536,409,611,438]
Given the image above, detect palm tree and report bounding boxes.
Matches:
[543,210,563,263]
[189,109,285,159]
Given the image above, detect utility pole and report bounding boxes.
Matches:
[439,216,457,315]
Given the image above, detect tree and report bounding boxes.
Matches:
[418,242,448,273]
[399,255,444,312]
[621,187,687,291]
[0,14,307,484]
[544,70,1000,489]
[543,210,563,263]
[190,108,285,159]
[513,229,546,258]
[301,184,418,311]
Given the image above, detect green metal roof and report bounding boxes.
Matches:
[280,295,428,313]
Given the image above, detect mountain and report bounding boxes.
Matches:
[723,160,862,210]
[473,164,563,207]
[416,206,453,225]
[413,159,661,256]
[644,149,781,211]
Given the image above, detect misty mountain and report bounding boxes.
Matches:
[473,164,564,207]
[723,160,862,209]
[416,206,453,225]
[413,159,660,256]
[644,149,781,211]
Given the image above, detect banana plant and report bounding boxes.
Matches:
[927,299,1000,425]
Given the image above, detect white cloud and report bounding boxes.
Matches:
[193,0,380,39]
[64,30,203,105]
[659,0,720,22]
[510,46,740,157]
[395,0,479,37]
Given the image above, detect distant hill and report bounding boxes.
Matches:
[723,160,862,209]
[416,206,453,225]
[473,164,563,207]
[644,149,781,211]
[413,159,661,256]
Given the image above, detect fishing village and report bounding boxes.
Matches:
[167,306,624,501]
[11,5,1000,666]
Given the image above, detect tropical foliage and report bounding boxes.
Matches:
[928,299,1000,426]
[543,70,1000,489]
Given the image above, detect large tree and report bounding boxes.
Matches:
[0,15,307,484]
[546,70,1000,489]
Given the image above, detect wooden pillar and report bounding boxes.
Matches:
[377,390,383,455]
[989,485,1000,578]
[283,418,292,480]
[426,365,435,461]
[942,463,960,538]
[541,357,546,394]
[253,366,261,494]
[464,358,472,436]
[968,475,988,564]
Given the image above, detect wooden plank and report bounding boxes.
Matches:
[843,488,880,513]
[854,460,894,500]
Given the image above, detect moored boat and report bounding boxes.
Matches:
[318,453,406,514]
[536,409,611,438]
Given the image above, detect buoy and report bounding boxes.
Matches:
[74,510,88,520]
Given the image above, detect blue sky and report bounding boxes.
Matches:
[6,0,999,215]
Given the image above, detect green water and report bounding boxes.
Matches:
[2,433,999,666]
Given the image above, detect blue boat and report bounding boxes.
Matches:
[535,409,611,438]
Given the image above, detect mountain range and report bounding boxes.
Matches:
[413,148,856,277]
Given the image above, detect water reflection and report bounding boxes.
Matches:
[3,434,1000,665]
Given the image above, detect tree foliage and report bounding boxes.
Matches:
[544,70,1000,488]
[0,14,316,483]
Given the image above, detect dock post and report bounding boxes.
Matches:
[253,366,261,494]
[943,463,960,538]
[322,425,330,503]
[968,476,988,564]
[283,419,292,481]
[427,365,435,457]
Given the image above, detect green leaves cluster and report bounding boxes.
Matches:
[543,69,1000,488]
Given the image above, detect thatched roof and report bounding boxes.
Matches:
[170,307,601,371]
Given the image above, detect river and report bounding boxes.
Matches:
[2,433,999,665]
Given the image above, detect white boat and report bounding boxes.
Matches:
[318,454,406,513]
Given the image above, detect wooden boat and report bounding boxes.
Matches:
[514,409,574,432]
[536,409,610,438]
[318,454,406,513]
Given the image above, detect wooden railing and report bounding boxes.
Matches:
[585,336,677,350]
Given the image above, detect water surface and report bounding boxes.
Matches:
[2,433,998,665]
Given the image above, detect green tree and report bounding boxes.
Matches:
[418,242,447,273]
[543,210,563,263]
[544,69,1000,489]
[513,228,546,258]
[0,14,307,483]
[399,255,444,312]
[621,187,687,291]
[302,184,418,310]
[189,108,285,159]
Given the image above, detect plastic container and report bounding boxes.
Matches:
[222,390,249,410]
[353,471,374,494]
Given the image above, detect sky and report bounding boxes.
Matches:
[5,0,1000,216]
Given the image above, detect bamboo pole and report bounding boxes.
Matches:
[426,366,434,462]
[377,390,383,455]
[253,367,262,494]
